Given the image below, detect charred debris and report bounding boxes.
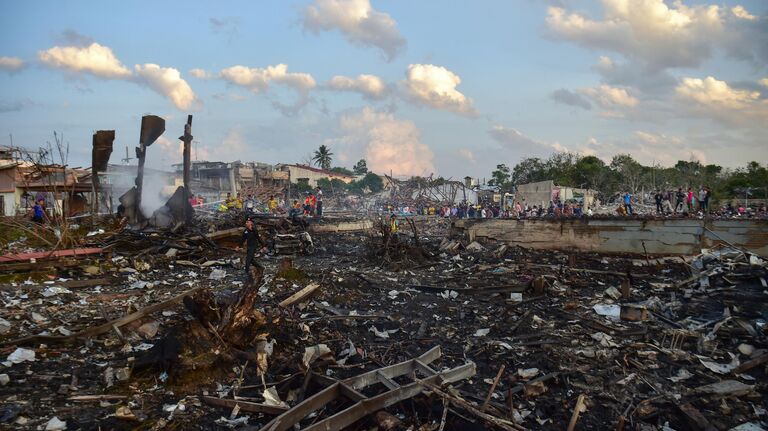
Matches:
[1,117,767,431]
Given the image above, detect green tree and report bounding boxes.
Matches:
[312,145,333,170]
[330,166,354,176]
[348,172,384,194]
[610,154,644,193]
[353,159,368,175]
[511,157,547,185]
[490,164,511,189]
[573,155,613,192]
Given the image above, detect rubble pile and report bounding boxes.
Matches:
[1,218,767,430]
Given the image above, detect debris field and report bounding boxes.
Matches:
[1,215,767,431]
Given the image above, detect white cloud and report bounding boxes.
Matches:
[36,42,198,111]
[760,78,768,88]
[579,84,638,108]
[0,56,25,72]
[731,5,757,21]
[404,64,478,117]
[546,1,766,69]
[219,64,316,93]
[303,0,406,61]
[328,107,435,176]
[37,42,132,79]
[134,64,200,111]
[675,76,767,125]
[327,74,386,99]
[189,68,212,79]
[676,76,768,117]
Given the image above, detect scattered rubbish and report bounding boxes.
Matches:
[262,387,289,408]
[604,286,621,300]
[620,304,648,321]
[697,353,740,375]
[302,344,333,368]
[593,303,621,319]
[45,416,67,431]
[208,269,227,280]
[5,348,35,365]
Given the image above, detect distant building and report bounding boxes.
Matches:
[0,159,92,217]
[515,180,598,208]
[169,160,290,202]
[277,164,355,187]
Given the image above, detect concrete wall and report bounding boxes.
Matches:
[282,165,354,187]
[452,218,768,257]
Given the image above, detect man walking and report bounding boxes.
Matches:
[237,218,266,281]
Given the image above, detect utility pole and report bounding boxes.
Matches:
[179,115,193,197]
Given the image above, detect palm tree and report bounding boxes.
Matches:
[312,145,333,170]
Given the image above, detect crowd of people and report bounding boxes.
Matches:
[212,187,325,219]
[383,200,592,220]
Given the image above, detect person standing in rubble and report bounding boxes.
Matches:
[316,187,323,217]
[245,194,256,214]
[268,195,277,214]
[623,191,633,215]
[32,198,45,223]
[654,190,663,214]
[237,218,267,281]
[675,188,686,213]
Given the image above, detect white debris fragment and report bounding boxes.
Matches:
[209,269,227,280]
[369,326,398,339]
[593,304,621,320]
[42,286,72,297]
[517,368,539,379]
[0,374,9,386]
[439,290,458,299]
[668,368,693,382]
[5,347,35,364]
[604,286,621,300]
[738,344,755,356]
[697,353,740,374]
[474,328,491,337]
[303,344,333,368]
[263,387,289,408]
[591,332,618,347]
[45,416,67,430]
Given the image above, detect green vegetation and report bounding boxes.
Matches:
[502,152,768,202]
[312,145,333,170]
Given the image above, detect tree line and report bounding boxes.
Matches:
[489,153,768,202]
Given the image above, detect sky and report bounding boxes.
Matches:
[0,0,766,178]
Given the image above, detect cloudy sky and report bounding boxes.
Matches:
[1,0,766,177]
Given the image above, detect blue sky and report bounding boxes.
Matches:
[1,0,766,178]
